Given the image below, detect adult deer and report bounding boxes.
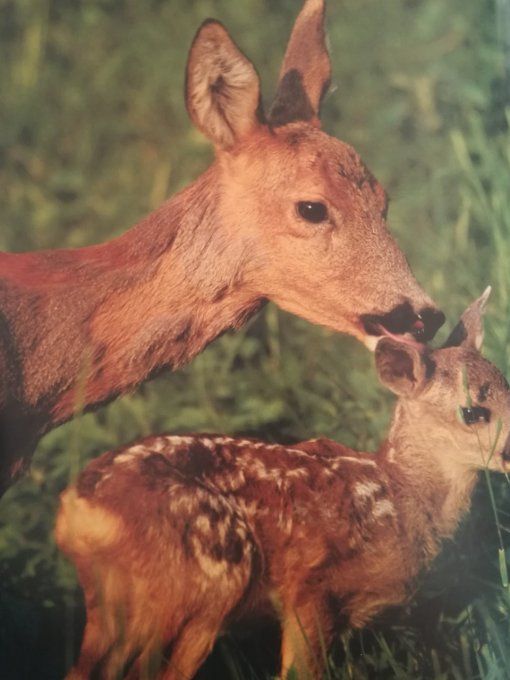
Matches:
[0,0,443,494]
[57,290,508,680]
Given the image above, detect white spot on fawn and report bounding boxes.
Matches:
[213,436,235,445]
[354,481,381,499]
[221,470,246,492]
[250,459,269,478]
[372,499,396,519]
[164,435,196,446]
[192,537,228,579]
[195,515,211,532]
[333,456,377,468]
[236,440,255,447]
[95,471,112,488]
[286,467,309,479]
[278,514,293,534]
[114,445,150,464]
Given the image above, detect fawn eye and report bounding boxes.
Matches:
[461,406,491,425]
[296,201,328,224]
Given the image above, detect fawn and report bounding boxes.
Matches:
[56,290,506,679]
[0,0,443,495]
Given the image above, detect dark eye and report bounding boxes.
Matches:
[297,201,328,224]
[461,406,491,425]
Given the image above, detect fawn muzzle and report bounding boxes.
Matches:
[501,431,510,464]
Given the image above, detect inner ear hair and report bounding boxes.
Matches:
[185,20,263,149]
[375,339,427,397]
[378,342,415,383]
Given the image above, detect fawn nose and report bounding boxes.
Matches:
[501,432,510,465]
[361,303,445,342]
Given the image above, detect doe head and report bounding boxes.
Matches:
[185,0,444,347]
[375,288,510,472]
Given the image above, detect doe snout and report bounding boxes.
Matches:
[361,301,445,343]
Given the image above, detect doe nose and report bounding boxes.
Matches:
[411,308,446,343]
[360,302,445,342]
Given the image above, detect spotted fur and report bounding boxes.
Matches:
[54,428,462,679]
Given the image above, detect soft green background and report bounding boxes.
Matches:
[1,0,510,677]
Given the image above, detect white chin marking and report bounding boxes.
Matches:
[363,335,379,352]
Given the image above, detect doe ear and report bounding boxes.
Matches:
[375,338,428,398]
[442,286,491,351]
[185,20,263,150]
[269,0,331,127]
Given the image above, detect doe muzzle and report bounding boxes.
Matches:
[412,307,446,342]
[361,303,445,343]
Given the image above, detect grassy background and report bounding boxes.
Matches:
[1,0,510,677]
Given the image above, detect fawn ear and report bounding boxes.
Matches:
[442,287,491,351]
[186,20,263,150]
[269,0,331,127]
[375,338,428,397]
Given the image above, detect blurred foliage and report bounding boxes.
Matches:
[1,0,510,677]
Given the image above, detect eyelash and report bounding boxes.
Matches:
[461,406,491,425]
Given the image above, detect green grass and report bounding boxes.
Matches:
[1,0,510,677]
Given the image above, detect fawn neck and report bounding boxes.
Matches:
[0,164,264,476]
[384,401,478,548]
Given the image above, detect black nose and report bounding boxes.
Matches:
[502,432,510,463]
[360,303,445,342]
[411,308,446,342]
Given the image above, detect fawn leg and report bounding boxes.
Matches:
[69,595,148,680]
[123,636,166,680]
[65,604,118,680]
[280,598,333,680]
[66,606,127,680]
[159,617,223,680]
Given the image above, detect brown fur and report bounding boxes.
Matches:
[0,0,441,493]
[56,297,510,679]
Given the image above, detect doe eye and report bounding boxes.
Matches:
[297,201,328,224]
[461,406,491,425]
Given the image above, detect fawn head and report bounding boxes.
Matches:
[185,0,444,347]
[376,288,510,472]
